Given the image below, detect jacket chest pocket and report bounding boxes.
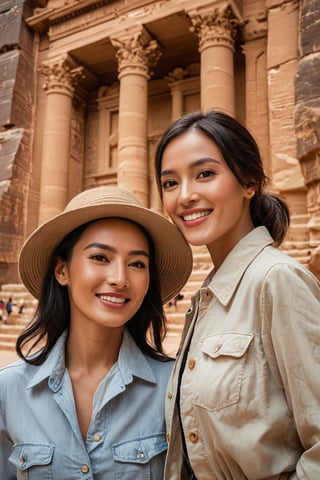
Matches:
[112,433,167,479]
[192,332,253,411]
[9,443,54,480]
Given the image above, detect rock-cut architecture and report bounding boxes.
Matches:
[0,1,319,349]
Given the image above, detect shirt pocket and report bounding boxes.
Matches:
[9,443,54,480]
[112,433,167,479]
[193,332,253,411]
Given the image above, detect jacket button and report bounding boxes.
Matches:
[81,465,89,473]
[167,391,173,399]
[213,344,222,353]
[94,434,101,442]
[188,431,199,443]
[188,359,196,370]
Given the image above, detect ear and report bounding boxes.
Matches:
[244,188,256,199]
[54,257,69,286]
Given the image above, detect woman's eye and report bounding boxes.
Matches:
[130,260,147,269]
[161,179,177,189]
[90,254,108,262]
[198,169,216,179]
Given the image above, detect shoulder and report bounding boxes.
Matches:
[0,360,34,405]
[251,247,320,311]
[251,245,318,283]
[0,359,33,383]
[143,356,174,390]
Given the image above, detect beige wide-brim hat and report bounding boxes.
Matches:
[18,186,192,304]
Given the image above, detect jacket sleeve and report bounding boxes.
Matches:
[261,262,320,479]
[0,401,16,479]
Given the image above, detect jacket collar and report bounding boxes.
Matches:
[205,226,273,306]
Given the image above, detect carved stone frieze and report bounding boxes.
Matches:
[165,63,200,83]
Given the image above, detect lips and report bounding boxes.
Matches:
[182,210,212,222]
[98,294,128,304]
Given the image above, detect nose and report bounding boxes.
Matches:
[107,261,129,289]
[179,180,199,207]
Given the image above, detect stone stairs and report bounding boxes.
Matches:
[162,248,212,355]
[0,284,38,352]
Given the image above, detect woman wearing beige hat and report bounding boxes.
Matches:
[0,186,192,479]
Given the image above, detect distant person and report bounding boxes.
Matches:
[4,298,13,323]
[0,186,192,479]
[0,299,5,321]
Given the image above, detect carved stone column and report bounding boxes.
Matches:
[111,30,161,206]
[189,5,239,114]
[241,15,269,174]
[38,56,84,223]
[165,64,200,121]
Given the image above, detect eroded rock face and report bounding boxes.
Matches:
[294,0,320,273]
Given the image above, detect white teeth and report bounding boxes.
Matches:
[183,210,211,221]
[100,295,126,304]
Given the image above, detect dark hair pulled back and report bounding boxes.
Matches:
[155,110,290,246]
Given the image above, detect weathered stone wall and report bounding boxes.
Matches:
[294,0,320,276]
[0,0,35,284]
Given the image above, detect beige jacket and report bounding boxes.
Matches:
[164,227,320,480]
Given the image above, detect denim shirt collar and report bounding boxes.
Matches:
[26,328,157,391]
[206,226,274,306]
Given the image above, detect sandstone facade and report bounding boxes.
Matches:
[0,0,319,287]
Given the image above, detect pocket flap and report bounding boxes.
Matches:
[112,433,167,464]
[202,333,253,359]
[9,443,54,471]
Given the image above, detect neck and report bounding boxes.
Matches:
[65,326,123,374]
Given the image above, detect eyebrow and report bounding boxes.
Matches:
[84,242,149,258]
[160,157,221,176]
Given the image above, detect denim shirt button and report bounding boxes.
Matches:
[81,464,89,473]
[19,456,25,465]
[137,451,145,459]
[94,434,101,442]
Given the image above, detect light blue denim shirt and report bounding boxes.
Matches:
[0,328,173,479]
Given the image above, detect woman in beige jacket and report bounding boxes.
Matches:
[155,110,320,480]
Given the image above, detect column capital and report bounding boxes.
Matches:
[111,30,161,79]
[38,55,84,96]
[242,11,267,42]
[189,5,239,52]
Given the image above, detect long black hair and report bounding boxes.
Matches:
[155,110,290,246]
[16,219,168,365]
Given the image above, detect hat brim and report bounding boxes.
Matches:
[18,202,193,304]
